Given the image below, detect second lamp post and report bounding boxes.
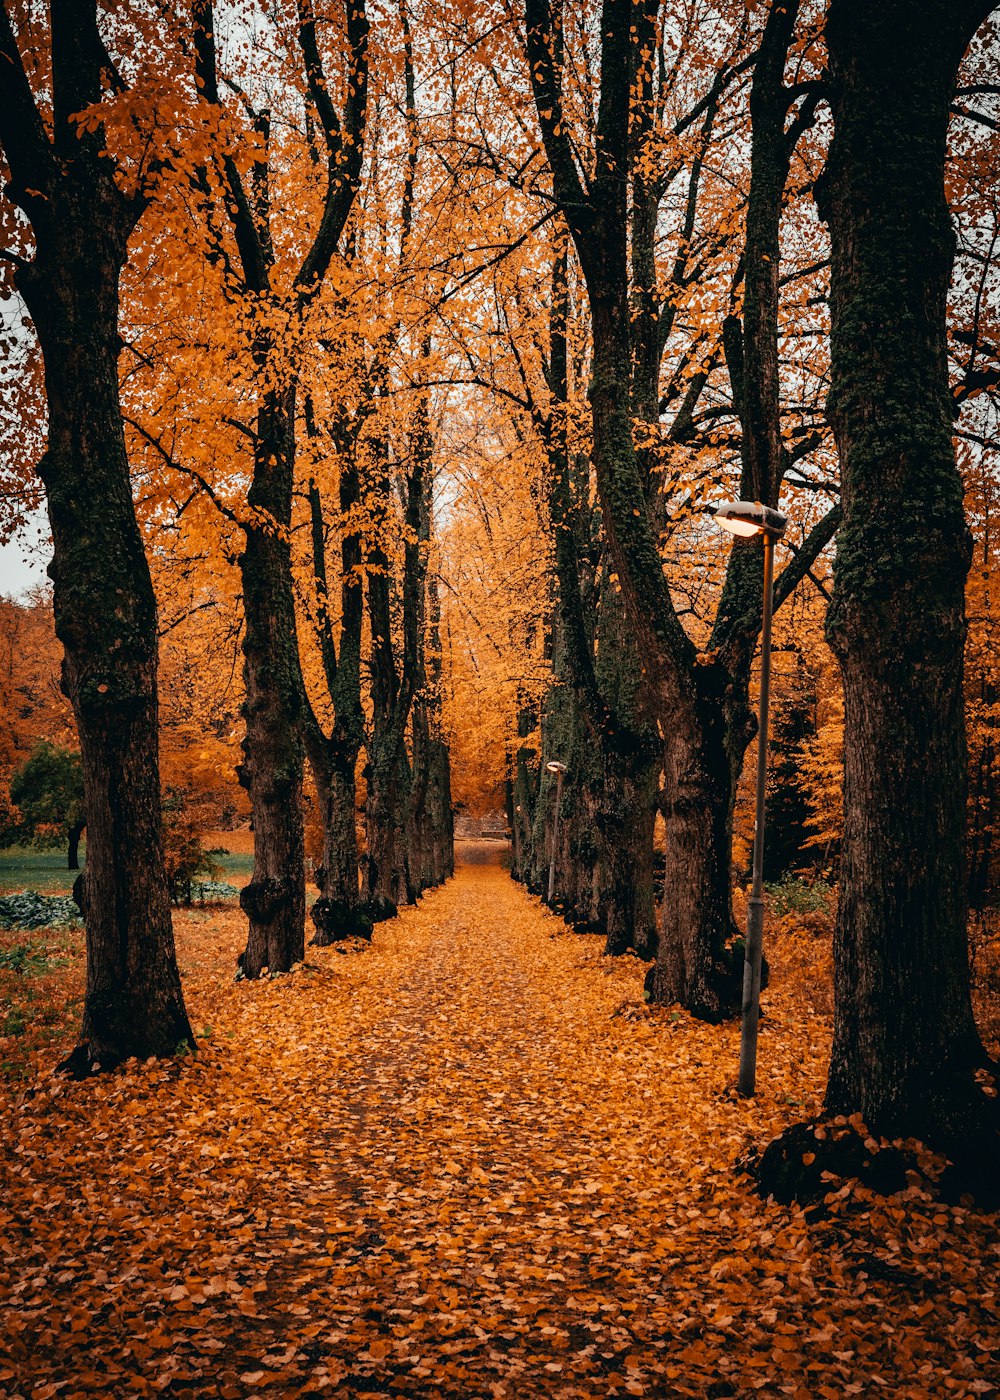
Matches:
[545,759,568,905]
[714,500,787,1097]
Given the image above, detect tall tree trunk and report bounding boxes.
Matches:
[591,581,660,957]
[428,736,454,882]
[598,761,658,959]
[302,449,367,943]
[67,821,84,872]
[816,0,995,1146]
[509,700,538,884]
[364,731,414,916]
[237,390,306,977]
[409,699,434,892]
[307,738,368,942]
[651,667,749,1016]
[2,2,193,1070]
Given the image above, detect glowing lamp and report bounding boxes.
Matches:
[714,500,787,539]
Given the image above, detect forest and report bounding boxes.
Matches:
[0,0,999,1396]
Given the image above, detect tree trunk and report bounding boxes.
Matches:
[237,390,306,978]
[67,821,84,872]
[817,0,994,1145]
[408,700,434,893]
[428,737,454,882]
[591,579,660,957]
[24,275,189,1063]
[599,760,658,959]
[363,733,414,918]
[302,460,368,944]
[8,10,193,1067]
[652,672,747,1019]
[509,701,538,884]
[308,739,368,943]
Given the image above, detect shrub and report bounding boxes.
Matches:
[0,891,82,930]
[162,798,223,905]
[765,876,836,919]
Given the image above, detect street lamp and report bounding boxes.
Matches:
[714,499,787,1097]
[545,760,568,906]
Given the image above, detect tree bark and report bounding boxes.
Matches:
[302,447,367,943]
[817,0,996,1146]
[236,390,306,977]
[308,741,368,942]
[651,665,749,1017]
[364,735,414,916]
[67,821,84,872]
[2,1,193,1070]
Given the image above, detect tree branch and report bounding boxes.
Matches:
[774,503,841,610]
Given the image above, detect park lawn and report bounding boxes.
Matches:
[0,847,83,896]
[0,831,254,1081]
[0,832,255,898]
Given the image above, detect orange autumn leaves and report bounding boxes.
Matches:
[2,846,998,1398]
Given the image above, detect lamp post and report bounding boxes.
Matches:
[545,760,568,905]
[714,500,787,1097]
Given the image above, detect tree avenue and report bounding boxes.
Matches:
[0,0,998,1201]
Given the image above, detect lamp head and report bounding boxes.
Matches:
[714,500,787,539]
[545,760,568,775]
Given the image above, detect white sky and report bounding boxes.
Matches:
[0,508,50,597]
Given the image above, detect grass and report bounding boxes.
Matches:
[0,831,255,896]
[0,847,83,895]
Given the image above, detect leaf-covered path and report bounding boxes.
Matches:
[2,843,998,1398]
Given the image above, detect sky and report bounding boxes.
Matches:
[0,508,49,597]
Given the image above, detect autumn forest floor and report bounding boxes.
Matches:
[1,842,999,1399]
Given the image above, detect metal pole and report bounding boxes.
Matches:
[738,532,776,1097]
[547,767,564,905]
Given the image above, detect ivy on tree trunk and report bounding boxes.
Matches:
[817,0,996,1146]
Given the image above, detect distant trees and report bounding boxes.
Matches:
[10,741,85,869]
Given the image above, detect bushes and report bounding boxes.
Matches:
[162,798,223,906]
[0,892,82,930]
[765,876,836,919]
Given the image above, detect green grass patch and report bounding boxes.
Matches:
[0,847,83,895]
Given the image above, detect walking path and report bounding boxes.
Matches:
[1,843,997,1397]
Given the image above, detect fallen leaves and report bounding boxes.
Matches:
[0,844,998,1397]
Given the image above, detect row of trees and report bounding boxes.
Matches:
[0,0,457,1070]
[1,0,999,1180]
[435,0,999,1171]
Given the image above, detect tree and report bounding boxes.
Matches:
[0,1,193,1071]
[761,0,999,1195]
[819,0,997,1146]
[10,741,85,869]
[191,0,369,976]
[525,0,839,1017]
